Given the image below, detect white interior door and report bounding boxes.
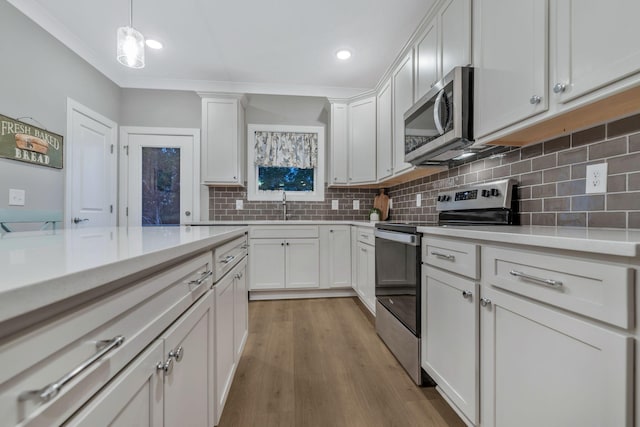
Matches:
[66,99,118,229]
[121,127,200,227]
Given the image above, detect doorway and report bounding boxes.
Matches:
[120,127,200,227]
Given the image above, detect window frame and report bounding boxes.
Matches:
[247,124,325,202]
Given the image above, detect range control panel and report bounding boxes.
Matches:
[435,179,516,211]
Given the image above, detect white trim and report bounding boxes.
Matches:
[246,124,325,202]
[119,126,201,227]
[249,288,357,301]
[65,98,118,228]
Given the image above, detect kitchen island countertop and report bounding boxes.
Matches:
[0,225,247,324]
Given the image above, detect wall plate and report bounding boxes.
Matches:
[586,163,607,194]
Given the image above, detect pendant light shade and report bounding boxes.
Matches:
[117,0,145,68]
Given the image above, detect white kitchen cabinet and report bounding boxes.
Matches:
[473,0,548,139]
[376,78,393,180]
[320,225,352,288]
[480,286,632,427]
[423,266,478,425]
[233,262,248,359]
[349,96,377,183]
[553,0,640,104]
[249,227,320,291]
[201,95,246,185]
[329,102,349,185]
[356,242,376,314]
[392,52,415,175]
[415,21,439,101]
[215,270,236,424]
[439,0,471,79]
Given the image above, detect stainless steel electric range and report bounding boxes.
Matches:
[374,178,517,385]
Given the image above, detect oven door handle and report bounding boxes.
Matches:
[374,229,419,246]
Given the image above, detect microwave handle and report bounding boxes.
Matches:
[433,89,446,135]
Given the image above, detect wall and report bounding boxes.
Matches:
[388,113,640,228]
[0,1,121,214]
[119,89,201,128]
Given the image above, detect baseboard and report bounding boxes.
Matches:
[249,288,357,301]
[435,386,474,427]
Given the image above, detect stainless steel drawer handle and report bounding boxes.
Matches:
[19,335,125,403]
[189,270,213,286]
[220,255,236,264]
[431,251,455,261]
[509,270,563,288]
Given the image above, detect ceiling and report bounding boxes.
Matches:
[9,0,436,97]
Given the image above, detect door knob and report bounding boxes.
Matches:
[72,217,89,224]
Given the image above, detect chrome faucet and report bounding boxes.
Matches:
[282,191,288,221]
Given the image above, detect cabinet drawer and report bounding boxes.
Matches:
[483,246,633,329]
[0,252,213,427]
[423,236,479,279]
[357,227,374,245]
[250,225,319,239]
[213,235,247,282]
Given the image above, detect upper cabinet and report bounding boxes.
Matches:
[349,96,377,183]
[376,78,393,181]
[329,102,349,185]
[201,95,246,186]
[392,52,415,175]
[415,22,439,100]
[473,0,548,139]
[553,0,640,104]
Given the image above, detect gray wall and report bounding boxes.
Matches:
[0,1,121,215]
[119,89,201,128]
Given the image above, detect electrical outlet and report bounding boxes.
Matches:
[586,163,608,194]
[9,189,25,206]
[331,200,339,210]
[353,200,360,210]
[235,200,243,210]
[416,194,422,207]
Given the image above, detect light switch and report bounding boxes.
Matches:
[235,200,243,210]
[416,194,422,207]
[353,200,360,210]
[332,200,339,210]
[9,189,25,206]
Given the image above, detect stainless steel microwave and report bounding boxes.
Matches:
[404,66,473,164]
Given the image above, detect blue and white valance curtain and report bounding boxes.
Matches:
[254,131,318,169]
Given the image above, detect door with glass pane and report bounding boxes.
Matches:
[123,128,199,227]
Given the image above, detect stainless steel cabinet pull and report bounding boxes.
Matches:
[220,255,236,264]
[553,83,566,94]
[480,298,491,307]
[529,95,542,105]
[509,270,563,288]
[431,251,455,261]
[20,336,125,403]
[169,346,184,363]
[189,270,213,286]
[157,357,173,374]
[462,290,473,299]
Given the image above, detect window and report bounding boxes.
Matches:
[247,124,325,201]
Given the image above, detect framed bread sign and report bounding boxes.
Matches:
[0,114,63,169]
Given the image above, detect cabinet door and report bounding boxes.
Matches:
[202,98,241,184]
[423,267,478,424]
[351,226,359,291]
[162,291,214,427]
[554,0,640,104]
[376,79,393,180]
[440,0,471,77]
[366,244,376,313]
[480,286,632,427]
[349,97,377,183]
[234,262,248,359]
[392,53,415,175]
[285,239,320,289]
[64,341,164,427]
[415,21,439,100]
[215,275,236,423]
[249,239,285,289]
[328,226,352,288]
[330,103,349,185]
[474,0,548,138]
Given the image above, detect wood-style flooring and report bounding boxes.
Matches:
[218,298,464,427]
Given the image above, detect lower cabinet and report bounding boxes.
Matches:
[480,286,633,427]
[355,240,376,314]
[422,266,478,425]
[66,291,215,427]
[320,225,352,288]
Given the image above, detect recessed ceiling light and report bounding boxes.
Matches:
[336,49,352,60]
[145,39,163,50]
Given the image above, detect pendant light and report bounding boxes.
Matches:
[117,0,145,68]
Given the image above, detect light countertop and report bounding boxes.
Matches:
[191,220,377,228]
[417,225,640,257]
[0,225,247,324]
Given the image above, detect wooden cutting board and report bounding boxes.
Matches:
[373,189,390,221]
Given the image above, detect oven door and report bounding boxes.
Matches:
[374,229,421,336]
